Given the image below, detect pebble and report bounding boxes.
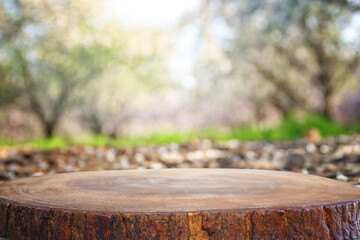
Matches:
[150,162,164,169]
[1,134,360,184]
[284,153,306,171]
[106,149,116,162]
[320,145,331,154]
[78,160,86,168]
[336,171,349,181]
[135,153,145,164]
[245,151,257,160]
[306,143,317,153]
[32,172,44,177]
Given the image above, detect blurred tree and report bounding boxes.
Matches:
[78,74,132,138]
[0,71,18,107]
[0,0,28,106]
[0,0,117,137]
[188,0,360,119]
[77,27,172,138]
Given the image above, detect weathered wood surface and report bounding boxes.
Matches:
[0,169,360,239]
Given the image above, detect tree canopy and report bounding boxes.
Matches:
[0,0,171,138]
[189,0,360,120]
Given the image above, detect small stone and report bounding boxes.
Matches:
[106,149,116,162]
[353,145,360,153]
[272,150,285,163]
[306,143,317,153]
[178,162,191,168]
[304,128,321,143]
[95,152,103,161]
[32,172,44,177]
[64,165,74,172]
[236,160,247,169]
[169,143,179,151]
[135,153,145,164]
[150,162,164,169]
[68,157,77,165]
[284,153,306,171]
[245,151,256,160]
[319,145,331,154]
[336,172,349,181]
[205,149,225,159]
[111,163,120,169]
[301,168,309,174]
[8,163,19,172]
[164,152,183,164]
[191,162,205,168]
[5,172,17,180]
[119,156,130,169]
[227,140,240,149]
[263,144,275,152]
[216,158,233,168]
[78,160,86,168]
[38,161,49,170]
[201,139,212,149]
[327,156,348,164]
[186,151,204,161]
[342,145,354,155]
[324,163,338,172]
[208,161,220,168]
[0,173,10,181]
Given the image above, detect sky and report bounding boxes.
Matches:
[109,0,201,89]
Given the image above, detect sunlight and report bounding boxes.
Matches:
[109,0,199,27]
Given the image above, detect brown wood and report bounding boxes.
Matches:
[0,169,360,239]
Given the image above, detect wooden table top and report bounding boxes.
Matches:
[1,169,359,213]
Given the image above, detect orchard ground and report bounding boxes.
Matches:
[1,113,360,150]
[1,113,360,186]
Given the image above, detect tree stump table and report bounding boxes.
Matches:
[1,169,360,239]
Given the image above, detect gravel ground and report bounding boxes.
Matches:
[1,134,360,185]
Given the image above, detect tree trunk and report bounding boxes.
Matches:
[107,123,120,140]
[322,89,333,119]
[108,130,117,140]
[86,113,103,136]
[43,121,56,138]
[1,169,360,239]
[89,122,103,136]
[29,98,60,138]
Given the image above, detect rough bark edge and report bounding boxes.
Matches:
[0,200,359,240]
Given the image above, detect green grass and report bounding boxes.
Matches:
[0,138,15,146]
[24,137,69,150]
[227,113,360,141]
[1,112,360,150]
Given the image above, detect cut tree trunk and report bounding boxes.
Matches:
[0,169,360,239]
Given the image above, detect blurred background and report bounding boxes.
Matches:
[1,0,360,184]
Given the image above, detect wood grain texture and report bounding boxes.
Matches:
[0,169,360,239]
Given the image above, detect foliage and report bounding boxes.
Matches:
[0,0,172,138]
[188,0,360,120]
[77,26,172,138]
[0,0,116,137]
